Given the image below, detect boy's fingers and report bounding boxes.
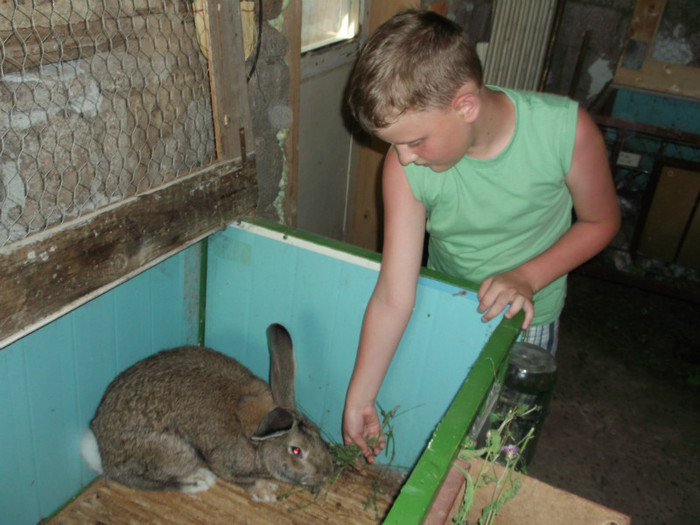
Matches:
[477,277,494,304]
[346,433,375,464]
[503,297,535,329]
[521,302,535,329]
[359,439,375,463]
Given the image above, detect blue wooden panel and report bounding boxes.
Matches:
[0,245,200,523]
[205,223,504,469]
[0,342,40,524]
[113,272,153,373]
[612,89,700,134]
[23,315,82,517]
[72,292,120,485]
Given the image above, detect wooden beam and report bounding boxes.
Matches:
[0,159,257,349]
[205,0,254,160]
[0,1,180,74]
[593,115,700,147]
[0,21,127,74]
[281,0,302,226]
[612,0,700,100]
[349,0,419,251]
[350,136,389,251]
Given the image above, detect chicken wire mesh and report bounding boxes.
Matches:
[0,0,216,248]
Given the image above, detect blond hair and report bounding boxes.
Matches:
[347,10,483,131]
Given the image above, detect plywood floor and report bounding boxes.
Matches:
[47,466,405,525]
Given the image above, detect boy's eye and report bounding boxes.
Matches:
[408,140,422,147]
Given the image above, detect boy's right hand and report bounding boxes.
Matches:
[477,269,535,329]
[343,404,385,464]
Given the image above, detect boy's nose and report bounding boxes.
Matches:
[394,145,417,165]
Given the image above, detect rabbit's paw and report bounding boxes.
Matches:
[180,467,217,494]
[249,479,279,502]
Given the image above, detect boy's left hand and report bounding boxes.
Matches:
[477,270,535,329]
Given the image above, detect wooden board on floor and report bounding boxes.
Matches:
[429,459,631,525]
[47,465,404,525]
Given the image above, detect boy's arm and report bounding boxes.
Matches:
[478,107,621,328]
[343,148,426,462]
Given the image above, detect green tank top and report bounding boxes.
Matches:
[404,87,578,326]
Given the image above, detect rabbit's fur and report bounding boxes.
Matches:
[83,323,333,500]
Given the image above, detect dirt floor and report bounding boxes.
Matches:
[527,271,700,525]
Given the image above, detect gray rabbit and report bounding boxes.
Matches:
[80,323,334,501]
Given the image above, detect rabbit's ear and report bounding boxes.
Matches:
[251,407,296,441]
[267,323,296,408]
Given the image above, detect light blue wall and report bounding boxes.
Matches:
[205,223,504,470]
[0,246,200,524]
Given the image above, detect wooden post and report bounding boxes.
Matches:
[205,0,255,160]
[349,0,420,251]
[281,1,302,227]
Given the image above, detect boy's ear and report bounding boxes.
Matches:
[453,90,480,123]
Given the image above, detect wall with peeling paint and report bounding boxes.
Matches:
[247,0,294,223]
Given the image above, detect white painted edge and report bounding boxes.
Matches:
[230,220,382,272]
[227,221,478,298]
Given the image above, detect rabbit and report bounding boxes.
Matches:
[80,323,334,501]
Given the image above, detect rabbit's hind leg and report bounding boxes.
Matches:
[178,467,218,494]
[105,431,210,493]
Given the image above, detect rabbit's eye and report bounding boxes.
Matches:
[290,446,303,458]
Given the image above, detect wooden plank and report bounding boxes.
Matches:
[48,466,404,524]
[612,0,700,100]
[677,198,700,269]
[0,158,257,349]
[349,0,419,251]
[0,1,179,74]
[637,166,700,262]
[624,0,665,42]
[613,60,700,101]
[350,137,389,251]
[280,0,302,227]
[593,115,700,147]
[436,458,631,525]
[205,0,254,160]
[0,21,127,74]
[0,0,168,30]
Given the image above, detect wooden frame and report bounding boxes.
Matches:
[0,158,257,349]
[205,0,254,159]
[613,0,700,100]
[0,1,257,348]
[349,0,420,251]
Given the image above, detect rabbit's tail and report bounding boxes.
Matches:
[79,428,103,474]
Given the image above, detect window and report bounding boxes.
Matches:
[301,0,360,53]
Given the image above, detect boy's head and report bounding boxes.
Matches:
[348,10,483,133]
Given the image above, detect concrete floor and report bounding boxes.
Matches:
[527,271,700,525]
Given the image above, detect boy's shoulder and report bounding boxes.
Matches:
[495,87,579,135]
[493,86,576,110]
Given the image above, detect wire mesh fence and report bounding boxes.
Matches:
[0,0,216,248]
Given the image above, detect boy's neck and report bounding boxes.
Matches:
[465,87,515,160]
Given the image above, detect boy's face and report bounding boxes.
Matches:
[374,107,472,172]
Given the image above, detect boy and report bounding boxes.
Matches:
[342,10,620,463]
